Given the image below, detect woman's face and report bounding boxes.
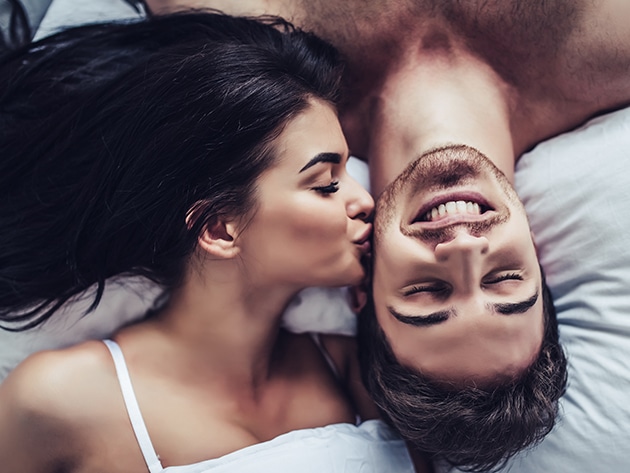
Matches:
[237,99,374,289]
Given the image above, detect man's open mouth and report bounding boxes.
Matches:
[411,191,495,227]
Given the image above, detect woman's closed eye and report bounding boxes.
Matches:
[311,180,339,194]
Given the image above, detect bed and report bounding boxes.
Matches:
[2,1,630,471]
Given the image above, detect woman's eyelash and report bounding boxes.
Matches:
[312,181,339,194]
[486,273,523,283]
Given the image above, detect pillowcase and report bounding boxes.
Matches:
[0,277,163,381]
[449,107,630,472]
[33,0,144,41]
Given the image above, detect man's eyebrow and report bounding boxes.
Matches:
[492,291,539,315]
[298,152,342,173]
[388,306,452,326]
[387,290,539,326]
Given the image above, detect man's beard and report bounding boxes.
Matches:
[374,144,521,244]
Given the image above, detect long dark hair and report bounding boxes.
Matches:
[0,12,343,330]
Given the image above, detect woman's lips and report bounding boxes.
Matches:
[354,223,373,254]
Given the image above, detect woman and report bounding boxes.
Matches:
[0,12,421,473]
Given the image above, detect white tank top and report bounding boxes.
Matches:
[103,339,414,473]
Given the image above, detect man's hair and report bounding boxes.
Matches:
[358,269,567,472]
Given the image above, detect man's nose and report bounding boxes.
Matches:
[434,230,489,291]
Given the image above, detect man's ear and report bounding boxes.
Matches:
[197,218,241,258]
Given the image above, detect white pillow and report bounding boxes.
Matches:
[0,277,164,381]
[33,0,144,41]
[448,107,630,472]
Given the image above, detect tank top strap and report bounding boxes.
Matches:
[309,333,341,381]
[103,339,164,473]
[310,333,362,425]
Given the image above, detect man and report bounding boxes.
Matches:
[358,144,566,471]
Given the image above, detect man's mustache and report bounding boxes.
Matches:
[402,212,509,243]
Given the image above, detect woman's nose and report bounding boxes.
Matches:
[345,175,374,221]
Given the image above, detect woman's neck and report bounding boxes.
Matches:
[144,260,299,388]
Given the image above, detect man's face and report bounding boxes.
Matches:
[372,145,544,385]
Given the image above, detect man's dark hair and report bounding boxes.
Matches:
[358,269,567,472]
[0,12,342,330]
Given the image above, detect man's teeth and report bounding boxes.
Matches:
[426,201,481,221]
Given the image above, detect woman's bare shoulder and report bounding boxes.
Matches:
[0,340,118,471]
[3,340,113,407]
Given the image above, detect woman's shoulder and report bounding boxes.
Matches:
[2,339,114,411]
[0,339,119,471]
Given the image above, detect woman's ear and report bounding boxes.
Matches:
[186,203,241,259]
[197,219,241,258]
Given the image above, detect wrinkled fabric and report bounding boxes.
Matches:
[447,107,630,472]
[0,0,53,50]
[162,421,413,473]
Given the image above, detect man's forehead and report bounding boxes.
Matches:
[388,305,545,384]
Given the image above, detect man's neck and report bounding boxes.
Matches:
[355,41,519,195]
[145,0,630,188]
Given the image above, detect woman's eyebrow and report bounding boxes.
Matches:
[299,152,342,173]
